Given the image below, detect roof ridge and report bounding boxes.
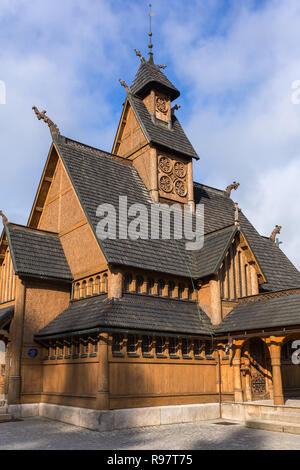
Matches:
[6,223,59,237]
[56,136,132,167]
[194,182,228,196]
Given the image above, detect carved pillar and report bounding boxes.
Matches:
[233,340,244,402]
[266,336,285,406]
[149,147,159,203]
[209,276,222,325]
[96,333,109,410]
[8,277,26,404]
[242,343,252,401]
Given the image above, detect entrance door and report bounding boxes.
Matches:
[250,340,269,400]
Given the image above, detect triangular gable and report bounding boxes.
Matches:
[112,97,149,157]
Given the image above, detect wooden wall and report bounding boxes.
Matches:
[0,249,15,304]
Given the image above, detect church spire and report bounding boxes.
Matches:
[148,3,154,64]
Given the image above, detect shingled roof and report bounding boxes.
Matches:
[129,94,199,160]
[131,61,180,101]
[55,137,196,279]
[53,137,300,291]
[194,183,300,291]
[5,224,72,282]
[216,292,300,333]
[35,293,213,340]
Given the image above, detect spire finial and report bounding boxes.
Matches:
[148,3,154,64]
[32,106,60,137]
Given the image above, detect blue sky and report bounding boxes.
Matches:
[1,0,300,268]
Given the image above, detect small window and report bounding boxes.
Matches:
[205,341,213,358]
[127,335,137,354]
[136,276,144,294]
[168,282,175,297]
[81,281,87,298]
[188,286,194,301]
[178,283,185,299]
[142,335,152,354]
[123,273,132,293]
[95,276,101,294]
[182,338,189,356]
[74,341,80,356]
[155,337,165,355]
[112,334,124,354]
[169,338,178,356]
[147,278,154,295]
[194,339,202,357]
[102,274,108,293]
[158,279,165,296]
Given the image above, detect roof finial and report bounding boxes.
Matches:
[226,181,240,196]
[119,78,130,94]
[148,3,154,64]
[270,225,282,242]
[0,211,8,226]
[32,106,60,137]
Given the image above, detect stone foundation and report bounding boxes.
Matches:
[8,402,220,431]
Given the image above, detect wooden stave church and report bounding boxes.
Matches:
[0,46,300,412]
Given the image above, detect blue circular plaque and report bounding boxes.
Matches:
[27,348,38,359]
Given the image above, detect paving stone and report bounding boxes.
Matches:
[0,417,300,450]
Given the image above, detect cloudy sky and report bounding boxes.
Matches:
[1,0,300,268]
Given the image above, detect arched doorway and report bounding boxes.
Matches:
[281,336,300,398]
[0,340,6,402]
[241,338,272,401]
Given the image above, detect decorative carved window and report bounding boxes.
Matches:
[93,340,98,354]
[169,338,178,356]
[81,281,87,298]
[136,276,144,294]
[123,273,132,293]
[112,334,124,354]
[155,336,165,355]
[127,335,137,354]
[142,335,152,354]
[74,341,80,356]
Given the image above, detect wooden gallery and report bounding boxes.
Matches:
[1,44,300,427]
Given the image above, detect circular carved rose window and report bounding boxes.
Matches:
[156,97,168,114]
[160,175,173,193]
[174,161,186,178]
[174,179,187,197]
[159,156,172,174]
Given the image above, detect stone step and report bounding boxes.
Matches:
[261,411,300,424]
[0,414,12,423]
[246,419,300,435]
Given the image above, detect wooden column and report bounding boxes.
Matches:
[209,276,222,325]
[266,336,285,406]
[149,148,159,203]
[8,277,26,404]
[249,262,259,296]
[233,340,244,402]
[96,333,109,410]
[187,160,195,212]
